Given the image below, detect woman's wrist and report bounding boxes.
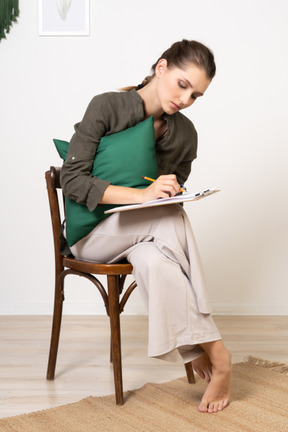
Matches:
[99,185,146,205]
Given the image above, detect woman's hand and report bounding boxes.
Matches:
[99,175,180,205]
[139,174,180,203]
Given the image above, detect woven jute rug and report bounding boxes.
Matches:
[1,357,288,432]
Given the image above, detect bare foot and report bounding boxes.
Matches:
[192,352,212,383]
[197,341,231,413]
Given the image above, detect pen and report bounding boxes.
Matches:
[142,176,186,193]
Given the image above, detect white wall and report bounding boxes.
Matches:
[1,0,287,315]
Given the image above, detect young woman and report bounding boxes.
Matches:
[60,39,231,413]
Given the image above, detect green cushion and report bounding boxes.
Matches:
[54,116,157,247]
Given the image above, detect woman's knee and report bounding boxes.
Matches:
[128,242,171,270]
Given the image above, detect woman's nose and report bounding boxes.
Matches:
[180,92,193,107]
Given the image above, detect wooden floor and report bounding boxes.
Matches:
[1,315,288,418]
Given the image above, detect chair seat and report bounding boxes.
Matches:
[63,256,133,275]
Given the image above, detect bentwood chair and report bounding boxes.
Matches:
[45,166,195,405]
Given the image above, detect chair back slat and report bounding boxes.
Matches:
[45,167,64,274]
[50,166,62,189]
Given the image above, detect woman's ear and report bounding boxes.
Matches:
[155,59,168,77]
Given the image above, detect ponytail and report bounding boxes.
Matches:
[121,75,154,92]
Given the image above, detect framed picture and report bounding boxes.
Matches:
[39,0,90,36]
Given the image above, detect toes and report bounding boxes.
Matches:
[198,402,208,413]
[193,367,211,383]
[195,368,206,380]
[199,399,229,413]
[205,373,212,383]
[209,400,229,413]
[207,402,217,413]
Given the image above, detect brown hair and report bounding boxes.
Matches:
[122,39,216,92]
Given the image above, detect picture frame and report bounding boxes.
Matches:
[38,0,90,36]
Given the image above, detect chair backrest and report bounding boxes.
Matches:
[45,166,64,274]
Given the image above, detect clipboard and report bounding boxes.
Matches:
[104,189,220,214]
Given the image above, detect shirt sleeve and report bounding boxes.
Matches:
[60,94,113,212]
[171,114,198,185]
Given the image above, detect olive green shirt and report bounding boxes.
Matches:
[60,89,198,211]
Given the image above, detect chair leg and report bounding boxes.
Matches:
[107,275,124,405]
[110,337,113,364]
[46,279,64,380]
[185,362,196,384]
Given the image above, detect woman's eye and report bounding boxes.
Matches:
[178,81,186,89]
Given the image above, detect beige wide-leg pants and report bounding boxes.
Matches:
[70,204,221,363]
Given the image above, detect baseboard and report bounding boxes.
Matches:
[0,302,287,315]
[0,302,146,315]
[211,302,288,315]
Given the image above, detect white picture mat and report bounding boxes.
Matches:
[39,0,90,36]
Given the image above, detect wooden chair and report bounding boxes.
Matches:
[45,166,195,405]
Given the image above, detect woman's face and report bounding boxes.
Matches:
[155,60,211,115]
